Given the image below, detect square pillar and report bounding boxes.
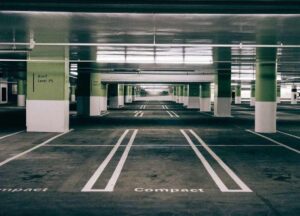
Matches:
[200,83,211,112]
[235,84,242,104]
[17,79,26,107]
[187,84,200,109]
[26,46,69,132]
[125,85,133,103]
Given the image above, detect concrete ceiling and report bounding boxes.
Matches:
[0,7,300,83]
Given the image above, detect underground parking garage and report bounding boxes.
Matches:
[0,1,300,215]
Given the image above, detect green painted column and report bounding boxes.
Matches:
[235,84,242,104]
[277,82,281,103]
[109,83,124,108]
[213,47,232,117]
[250,81,255,106]
[179,85,184,104]
[70,85,76,102]
[17,79,26,107]
[173,85,177,102]
[176,85,181,103]
[200,83,211,111]
[255,46,277,133]
[183,85,188,106]
[125,85,133,103]
[187,84,200,108]
[26,46,69,132]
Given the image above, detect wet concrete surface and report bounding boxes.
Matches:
[0,101,299,215]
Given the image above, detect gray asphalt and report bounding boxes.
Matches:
[0,100,299,216]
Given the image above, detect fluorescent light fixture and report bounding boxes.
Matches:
[97,55,125,63]
[70,71,78,76]
[185,55,213,64]
[156,55,183,64]
[126,55,154,64]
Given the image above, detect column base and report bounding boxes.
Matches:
[214,97,231,117]
[235,97,241,104]
[250,97,255,107]
[277,97,281,104]
[187,96,200,109]
[125,96,133,103]
[200,98,211,112]
[26,100,69,132]
[183,96,188,107]
[17,95,26,107]
[255,101,276,133]
[71,94,76,102]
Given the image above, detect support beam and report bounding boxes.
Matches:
[291,84,298,104]
[109,84,124,108]
[17,79,26,107]
[200,83,211,112]
[250,81,255,107]
[26,46,69,132]
[125,85,133,103]
[187,84,200,109]
[255,47,277,133]
[214,47,232,117]
[235,84,242,104]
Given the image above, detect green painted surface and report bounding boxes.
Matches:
[256,47,277,102]
[251,83,255,97]
[214,47,231,98]
[90,73,106,97]
[125,85,133,96]
[173,86,177,96]
[201,83,211,98]
[184,85,188,96]
[27,46,69,100]
[215,72,231,98]
[235,85,241,97]
[77,73,90,97]
[277,83,281,97]
[17,80,26,95]
[177,85,182,97]
[109,84,118,97]
[27,62,69,100]
[118,84,124,96]
[188,84,200,97]
[180,85,184,96]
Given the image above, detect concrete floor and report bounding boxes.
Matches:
[0,101,299,216]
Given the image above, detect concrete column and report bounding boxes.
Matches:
[200,83,211,111]
[132,86,136,102]
[125,85,133,103]
[255,47,277,133]
[183,85,188,106]
[235,84,242,104]
[173,85,177,102]
[26,46,69,132]
[0,79,8,104]
[277,82,281,104]
[176,85,180,103]
[17,79,26,107]
[70,85,76,103]
[250,81,255,107]
[291,84,297,104]
[178,85,184,104]
[187,84,200,109]
[77,72,107,116]
[109,84,124,108]
[214,47,232,117]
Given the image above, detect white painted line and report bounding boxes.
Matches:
[189,130,252,192]
[134,111,138,114]
[166,111,174,117]
[81,129,129,192]
[0,130,25,140]
[180,129,228,192]
[143,105,146,109]
[162,105,165,110]
[105,129,138,191]
[140,112,144,117]
[246,129,300,154]
[134,111,142,117]
[0,129,74,167]
[165,105,169,109]
[100,112,110,117]
[277,130,300,140]
[171,111,179,118]
[139,105,143,110]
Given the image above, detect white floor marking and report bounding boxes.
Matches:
[81,129,129,192]
[100,112,110,117]
[189,129,252,192]
[246,129,300,154]
[140,112,144,117]
[165,105,169,109]
[139,105,143,109]
[162,105,165,110]
[0,130,25,140]
[180,129,228,192]
[44,144,280,148]
[143,105,146,109]
[134,111,138,114]
[166,111,174,117]
[170,111,179,117]
[277,130,300,140]
[0,129,74,167]
[134,111,142,117]
[104,129,138,191]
